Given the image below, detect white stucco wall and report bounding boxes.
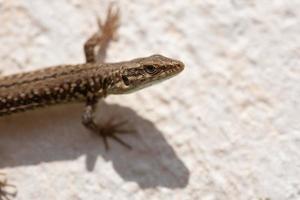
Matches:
[0,0,299,199]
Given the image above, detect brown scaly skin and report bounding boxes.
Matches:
[0,4,184,198]
[0,55,183,116]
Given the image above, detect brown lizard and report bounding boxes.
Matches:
[0,4,184,198]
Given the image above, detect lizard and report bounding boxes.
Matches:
[0,4,184,199]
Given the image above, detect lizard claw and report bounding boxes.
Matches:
[97,117,136,150]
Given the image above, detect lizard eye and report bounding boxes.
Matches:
[122,75,130,86]
[144,65,157,74]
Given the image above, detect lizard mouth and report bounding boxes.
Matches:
[159,60,185,80]
[168,60,185,75]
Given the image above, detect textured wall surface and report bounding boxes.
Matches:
[0,0,299,199]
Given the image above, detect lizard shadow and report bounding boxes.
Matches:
[0,100,189,189]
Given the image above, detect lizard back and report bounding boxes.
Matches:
[0,63,109,116]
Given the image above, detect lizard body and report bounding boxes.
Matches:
[0,55,183,116]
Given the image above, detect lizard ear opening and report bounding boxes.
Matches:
[122,75,130,86]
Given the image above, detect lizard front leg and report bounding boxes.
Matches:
[81,97,132,150]
[84,3,119,63]
[81,4,133,149]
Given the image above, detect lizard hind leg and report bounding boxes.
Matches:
[84,3,120,63]
[0,173,17,200]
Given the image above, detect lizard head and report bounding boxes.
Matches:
[108,54,184,94]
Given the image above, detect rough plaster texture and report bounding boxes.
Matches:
[0,0,299,199]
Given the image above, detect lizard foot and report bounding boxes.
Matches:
[84,3,120,63]
[96,118,135,150]
[84,118,135,150]
[82,101,135,150]
[96,3,120,42]
[0,173,17,200]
